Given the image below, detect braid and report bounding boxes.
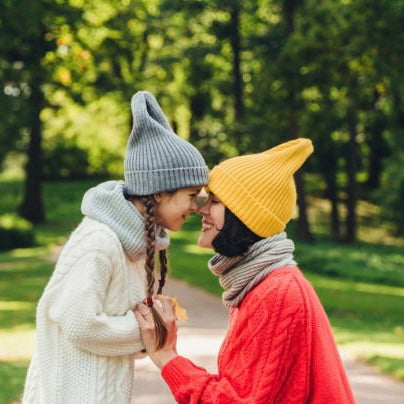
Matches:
[142,196,156,295]
[158,250,168,294]
[141,196,167,349]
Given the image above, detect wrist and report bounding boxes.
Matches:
[152,350,178,369]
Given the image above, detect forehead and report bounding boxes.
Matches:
[170,186,201,197]
[175,186,201,195]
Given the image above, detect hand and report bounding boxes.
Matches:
[134,295,178,369]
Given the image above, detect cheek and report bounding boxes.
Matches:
[168,201,191,223]
[179,199,193,215]
[217,214,225,229]
[212,206,225,228]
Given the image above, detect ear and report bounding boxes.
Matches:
[153,193,163,204]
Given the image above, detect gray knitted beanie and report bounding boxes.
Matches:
[124,91,209,195]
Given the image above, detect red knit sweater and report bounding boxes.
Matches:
[161,266,356,403]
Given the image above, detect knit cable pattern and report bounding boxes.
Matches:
[162,267,356,404]
[22,218,147,404]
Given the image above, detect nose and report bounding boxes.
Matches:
[196,200,210,215]
[189,198,199,212]
[194,190,209,214]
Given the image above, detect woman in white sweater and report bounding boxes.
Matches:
[22,91,209,404]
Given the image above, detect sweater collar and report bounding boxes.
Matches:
[81,180,169,259]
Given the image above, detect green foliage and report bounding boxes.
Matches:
[0,0,83,165]
[1,0,404,236]
[35,180,100,245]
[0,214,35,251]
[0,181,23,215]
[42,142,91,180]
[42,140,115,181]
[42,93,129,178]
[377,152,404,236]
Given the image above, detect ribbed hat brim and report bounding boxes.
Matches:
[125,166,209,195]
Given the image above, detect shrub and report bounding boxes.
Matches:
[42,143,91,181]
[0,214,35,251]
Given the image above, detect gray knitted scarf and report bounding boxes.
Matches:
[81,180,169,259]
[208,232,296,308]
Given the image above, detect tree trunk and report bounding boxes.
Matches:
[19,79,45,222]
[229,2,244,152]
[189,91,208,143]
[230,3,243,122]
[345,109,358,243]
[283,0,313,241]
[325,170,341,240]
[19,22,46,223]
[295,171,313,241]
[366,124,385,190]
[319,139,341,240]
[286,91,312,241]
[189,96,199,144]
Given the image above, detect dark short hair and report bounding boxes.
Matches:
[212,208,263,257]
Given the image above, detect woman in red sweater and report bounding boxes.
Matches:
[135,138,356,403]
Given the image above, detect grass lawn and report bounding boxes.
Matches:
[0,179,404,402]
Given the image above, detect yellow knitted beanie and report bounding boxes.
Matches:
[208,138,314,237]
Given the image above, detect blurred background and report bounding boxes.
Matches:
[0,0,403,402]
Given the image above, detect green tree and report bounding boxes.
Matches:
[295,0,399,242]
[245,0,314,241]
[0,0,82,222]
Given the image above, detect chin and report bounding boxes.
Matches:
[163,220,183,232]
[197,236,213,249]
[168,224,182,232]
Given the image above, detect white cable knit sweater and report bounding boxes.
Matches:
[22,181,169,404]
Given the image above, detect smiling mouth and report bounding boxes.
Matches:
[202,221,214,232]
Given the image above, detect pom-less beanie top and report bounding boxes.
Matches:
[124,91,209,196]
[208,138,314,237]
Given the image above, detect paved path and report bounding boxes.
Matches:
[133,278,404,404]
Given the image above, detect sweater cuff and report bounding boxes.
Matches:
[161,356,200,392]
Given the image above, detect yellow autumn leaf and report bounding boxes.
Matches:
[168,296,188,321]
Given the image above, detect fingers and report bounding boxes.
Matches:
[135,303,151,316]
[139,296,175,318]
[154,295,176,319]
[134,305,149,325]
[134,305,158,353]
[136,297,178,328]
[140,308,153,320]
